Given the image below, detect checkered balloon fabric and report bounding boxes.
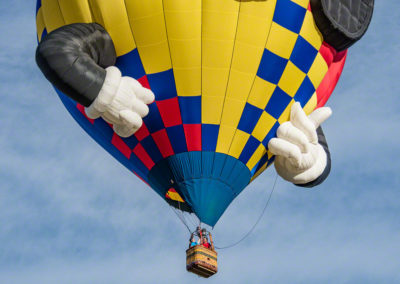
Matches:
[36,0,346,226]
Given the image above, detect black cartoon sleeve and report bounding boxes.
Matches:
[36,23,116,107]
[310,0,374,51]
[295,127,331,188]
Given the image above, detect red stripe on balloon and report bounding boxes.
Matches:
[111,133,132,159]
[152,129,174,158]
[133,144,155,169]
[156,97,182,127]
[319,42,335,67]
[183,124,202,151]
[76,104,94,124]
[316,44,347,108]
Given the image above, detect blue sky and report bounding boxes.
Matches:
[0,1,399,283]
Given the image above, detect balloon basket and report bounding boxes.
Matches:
[186,245,218,278]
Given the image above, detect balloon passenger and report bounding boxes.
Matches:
[201,236,211,249]
[35,0,374,227]
[189,235,199,248]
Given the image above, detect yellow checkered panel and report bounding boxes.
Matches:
[228,0,330,175]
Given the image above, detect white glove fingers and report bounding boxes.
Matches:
[119,110,143,130]
[134,87,155,105]
[113,110,143,137]
[277,122,310,153]
[268,138,302,167]
[308,107,332,128]
[102,112,119,125]
[269,103,330,184]
[113,124,136,138]
[290,145,327,184]
[130,98,150,117]
[125,77,155,104]
[90,68,151,138]
[290,102,318,143]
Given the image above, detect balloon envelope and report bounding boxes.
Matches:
[36,0,346,226]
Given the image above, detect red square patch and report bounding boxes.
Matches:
[152,129,174,158]
[156,97,182,127]
[183,124,202,151]
[135,124,150,141]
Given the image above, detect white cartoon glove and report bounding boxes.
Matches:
[268,102,332,185]
[85,66,155,137]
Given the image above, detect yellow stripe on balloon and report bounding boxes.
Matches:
[215,98,243,154]
[215,125,236,154]
[201,95,224,124]
[36,7,46,42]
[217,0,276,155]
[224,69,254,102]
[124,0,171,74]
[163,0,201,96]
[222,1,276,102]
[41,0,66,32]
[201,0,240,124]
[58,0,92,24]
[228,130,250,159]
[228,1,277,76]
[88,0,135,57]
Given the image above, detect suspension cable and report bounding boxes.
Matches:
[170,204,191,234]
[214,174,278,250]
[185,212,198,228]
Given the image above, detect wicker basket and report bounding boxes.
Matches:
[186,245,218,278]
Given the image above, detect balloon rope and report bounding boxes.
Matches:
[185,212,198,228]
[170,204,191,234]
[179,202,194,231]
[214,174,278,250]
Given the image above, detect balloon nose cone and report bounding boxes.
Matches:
[177,178,237,226]
[148,152,251,227]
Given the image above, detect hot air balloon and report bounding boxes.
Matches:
[35,0,373,230]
